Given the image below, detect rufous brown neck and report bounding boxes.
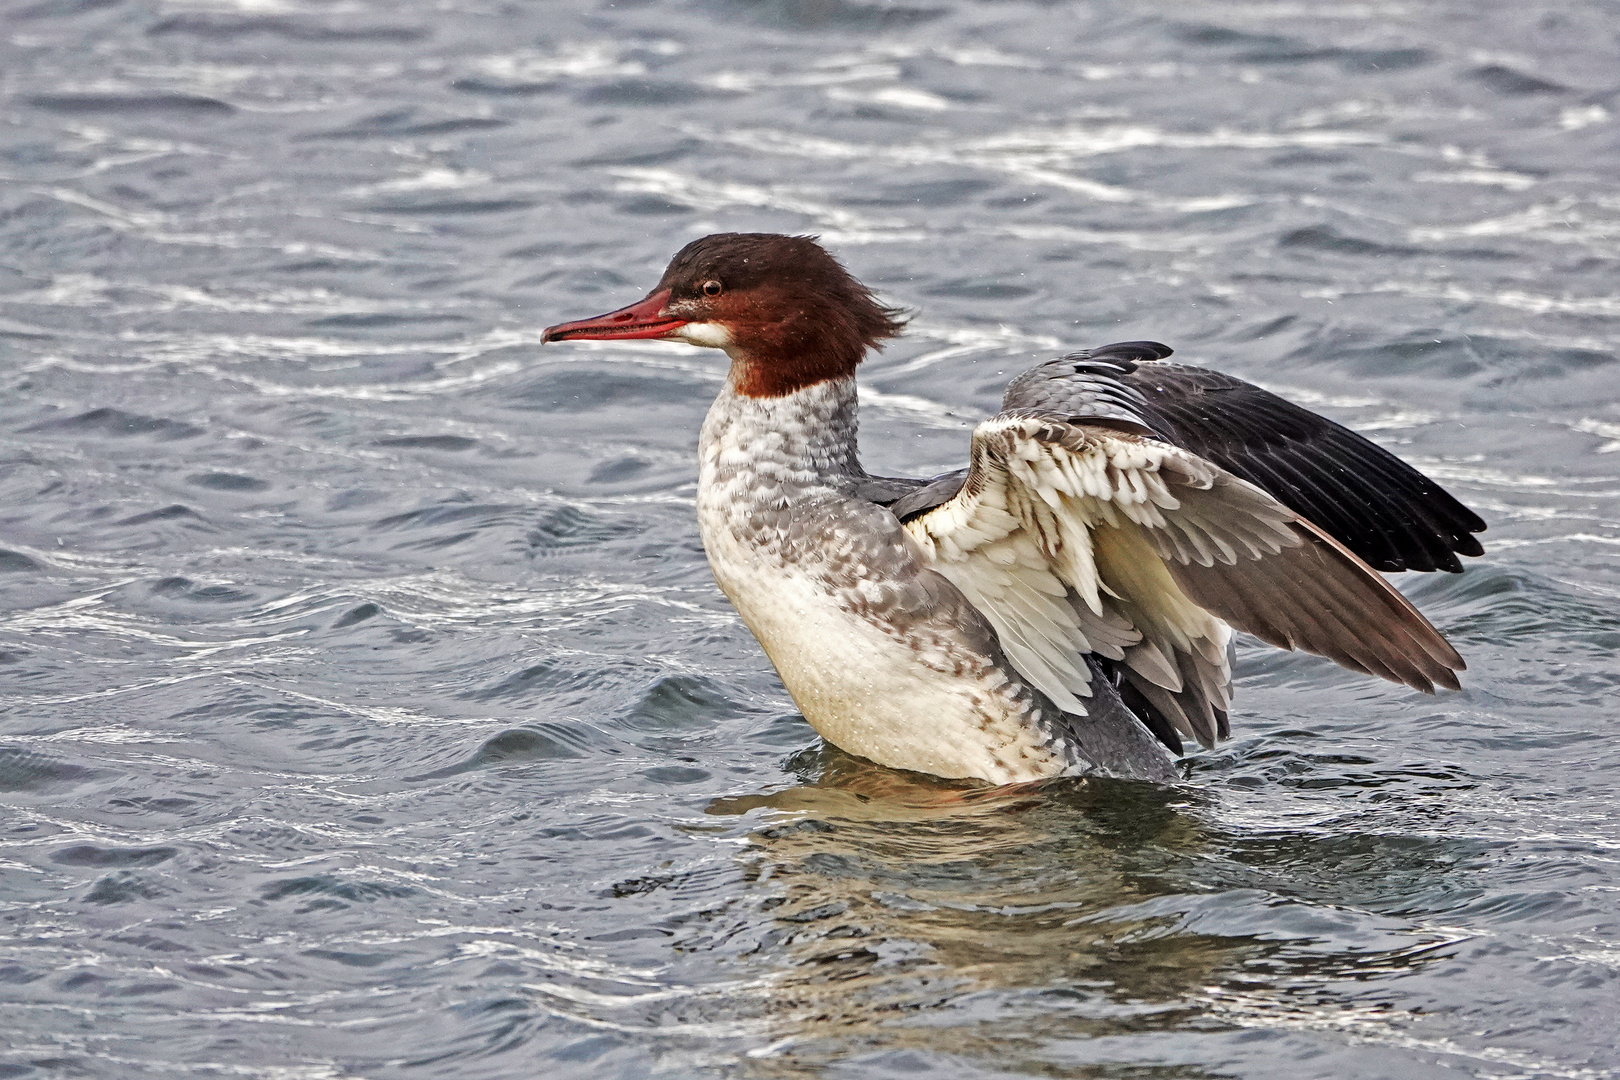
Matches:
[719,280,875,399]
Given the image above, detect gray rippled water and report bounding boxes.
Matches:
[3,1,1619,1076]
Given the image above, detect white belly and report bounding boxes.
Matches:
[701,521,1065,784]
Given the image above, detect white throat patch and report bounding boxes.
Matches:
[672,321,733,349]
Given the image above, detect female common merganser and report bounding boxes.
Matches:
[543,233,1483,785]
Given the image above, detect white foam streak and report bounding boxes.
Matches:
[857,387,969,430]
[687,124,1340,211]
[12,271,435,317]
[877,323,1065,378]
[1246,382,1387,409]
[1412,169,1537,191]
[38,187,385,258]
[1303,281,1620,319]
[1410,197,1620,256]
[1000,222,1214,253]
[1349,409,1439,432]
[701,62,902,93]
[823,85,952,112]
[1199,970,1613,1080]
[608,167,924,243]
[1560,105,1609,131]
[469,43,648,83]
[344,166,491,196]
[1573,419,1620,454]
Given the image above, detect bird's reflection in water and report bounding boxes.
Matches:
[705,744,1469,1073]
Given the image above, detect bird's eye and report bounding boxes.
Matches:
[702,280,723,297]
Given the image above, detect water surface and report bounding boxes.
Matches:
[2,1,1619,1076]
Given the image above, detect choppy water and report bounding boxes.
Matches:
[3,1,1619,1076]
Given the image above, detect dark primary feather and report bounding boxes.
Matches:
[1060,657,1182,779]
[1001,346,1487,573]
[1097,657,1186,756]
[851,474,928,506]
[881,471,967,521]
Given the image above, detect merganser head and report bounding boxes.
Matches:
[542,233,905,397]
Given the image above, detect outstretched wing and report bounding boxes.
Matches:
[901,413,1465,749]
[1002,347,1487,573]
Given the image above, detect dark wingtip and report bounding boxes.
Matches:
[1091,341,1174,363]
[1114,671,1186,756]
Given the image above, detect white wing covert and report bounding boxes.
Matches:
[901,414,1465,748]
